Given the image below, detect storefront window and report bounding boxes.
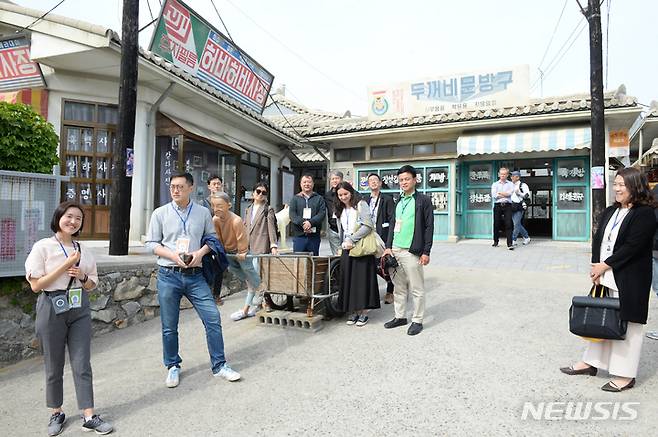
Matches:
[467,164,493,185]
[467,188,492,210]
[556,186,586,210]
[556,159,587,182]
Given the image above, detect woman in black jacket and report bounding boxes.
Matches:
[560,167,657,392]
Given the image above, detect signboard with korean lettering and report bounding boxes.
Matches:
[557,187,586,210]
[357,170,372,191]
[467,164,493,185]
[426,167,449,188]
[0,35,45,92]
[608,130,629,158]
[467,189,492,210]
[368,65,529,119]
[379,169,400,191]
[556,159,586,182]
[149,0,274,114]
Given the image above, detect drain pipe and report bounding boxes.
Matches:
[142,82,175,238]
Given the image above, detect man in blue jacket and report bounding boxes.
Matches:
[289,173,326,256]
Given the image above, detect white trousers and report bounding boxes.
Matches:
[582,291,645,378]
[390,248,426,323]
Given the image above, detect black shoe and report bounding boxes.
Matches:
[384,318,408,329]
[559,365,597,376]
[507,246,514,251]
[492,242,499,247]
[407,322,423,336]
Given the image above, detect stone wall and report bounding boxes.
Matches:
[0,266,245,367]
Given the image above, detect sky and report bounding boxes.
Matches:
[14,0,658,116]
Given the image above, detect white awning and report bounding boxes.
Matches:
[162,113,247,153]
[457,126,591,156]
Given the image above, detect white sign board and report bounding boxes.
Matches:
[368,65,530,119]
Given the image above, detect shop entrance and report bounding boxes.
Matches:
[504,158,553,238]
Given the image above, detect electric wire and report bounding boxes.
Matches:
[14,0,66,33]
[605,0,611,89]
[537,0,569,72]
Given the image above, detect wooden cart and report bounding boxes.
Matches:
[247,254,343,317]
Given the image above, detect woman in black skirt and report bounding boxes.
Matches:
[334,181,381,326]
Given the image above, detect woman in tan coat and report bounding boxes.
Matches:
[231,182,278,319]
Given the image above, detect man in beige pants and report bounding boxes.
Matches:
[383,165,434,336]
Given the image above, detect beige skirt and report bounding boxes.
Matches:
[581,290,645,378]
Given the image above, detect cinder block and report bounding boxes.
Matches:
[256,309,323,332]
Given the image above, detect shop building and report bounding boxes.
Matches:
[0,2,303,240]
[300,91,643,242]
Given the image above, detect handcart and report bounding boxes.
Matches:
[231,253,344,318]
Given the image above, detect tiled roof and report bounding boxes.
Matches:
[291,149,328,163]
[264,93,347,130]
[0,2,302,144]
[300,93,639,138]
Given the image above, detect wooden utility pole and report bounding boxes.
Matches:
[578,0,605,235]
[109,0,139,255]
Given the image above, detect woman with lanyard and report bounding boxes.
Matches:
[334,182,380,326]
[561,168,657,392]
[25,201,113,435]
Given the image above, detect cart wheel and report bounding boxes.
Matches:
[322,258,344,317]
[264,292,293,311]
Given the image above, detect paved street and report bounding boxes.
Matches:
[2,240,658,436]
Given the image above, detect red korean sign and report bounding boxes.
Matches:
[0,36,45,92]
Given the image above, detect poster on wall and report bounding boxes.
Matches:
[591,166,604,189]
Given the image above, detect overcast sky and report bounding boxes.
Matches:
[15,0,658,116]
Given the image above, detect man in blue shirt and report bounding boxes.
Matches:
[491,167,515,250]
[146,172,240,388]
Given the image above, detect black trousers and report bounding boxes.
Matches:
[493,203,513,247]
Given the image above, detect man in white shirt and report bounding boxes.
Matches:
[490,167,515,250]
[510,170,531,246]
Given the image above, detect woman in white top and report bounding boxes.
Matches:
[334,181,381,326]
[25,201,113,435]
[560,168,657,392]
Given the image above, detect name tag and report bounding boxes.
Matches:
[303,208,312,219]
[68,288,83,308]
[176,237,190,254]
[394,220,402,233]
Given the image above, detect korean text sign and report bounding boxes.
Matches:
[0,35,44,92]
[149,0,274,114]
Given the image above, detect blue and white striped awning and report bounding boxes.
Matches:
[457,126,591,156]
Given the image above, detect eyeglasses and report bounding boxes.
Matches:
[255,189,267,195]
[169,184,187,192]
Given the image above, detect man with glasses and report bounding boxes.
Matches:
[146,172,240,388]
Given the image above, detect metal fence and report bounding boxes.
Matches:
[0,170,69,277]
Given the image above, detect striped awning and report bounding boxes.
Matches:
[457,126,591,156]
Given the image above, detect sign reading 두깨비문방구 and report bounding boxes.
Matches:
[0,35,45,92]
[149,0,274,114]
[368,65,530,119]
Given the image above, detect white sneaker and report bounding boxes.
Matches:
[512,240,518,246]
[166,366,180,388]
[523,237,531,245]
[247,306,259,317]
[230,310,248,321]
[214,363,241,382]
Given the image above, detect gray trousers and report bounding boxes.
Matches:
[36,292,94,410]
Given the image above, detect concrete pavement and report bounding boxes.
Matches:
[1,240,657,436]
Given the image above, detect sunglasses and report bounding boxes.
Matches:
[255,189,267,195]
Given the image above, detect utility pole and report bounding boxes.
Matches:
[109,0,139,255]
[578,0,605,236]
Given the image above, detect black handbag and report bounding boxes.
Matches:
[569,285,627,341]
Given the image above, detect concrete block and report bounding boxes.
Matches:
[256,310,323,332]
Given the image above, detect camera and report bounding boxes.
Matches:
[382,254,399,269]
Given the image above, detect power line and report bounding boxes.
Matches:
[14,0,66,33]
[222,0,362,102]
[605,0,611,89]
[537,0,569,71]
[206,0,319,150]
[146,0,155,21]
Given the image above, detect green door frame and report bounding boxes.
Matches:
[461,161,495,239]
[552,156,590,241]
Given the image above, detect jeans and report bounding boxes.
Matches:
[293,234,321,256]
[157,267,226,373]
[227,256,261,290]
[512,210,529,240]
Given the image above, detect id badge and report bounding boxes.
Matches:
[303,207,312,219]
[394,220,402,233]
[176,237,190,254]
[50,293,70,315]
[68,288,82,308]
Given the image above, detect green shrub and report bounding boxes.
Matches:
[0,102,59,173]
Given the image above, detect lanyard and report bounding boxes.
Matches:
[607,208,627,241]
[369,195,380,218]
[54,236,80,265]
[343,208,354,235]
[399,194,413,216]
[172,202,193,235]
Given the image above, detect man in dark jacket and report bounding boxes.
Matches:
[365,173,396,304]
[324,170,343,255]
[289,173,326,256]
[383,165,434,336]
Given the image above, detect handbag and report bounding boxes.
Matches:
[569,284,627,341]
[349,225,385,258]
